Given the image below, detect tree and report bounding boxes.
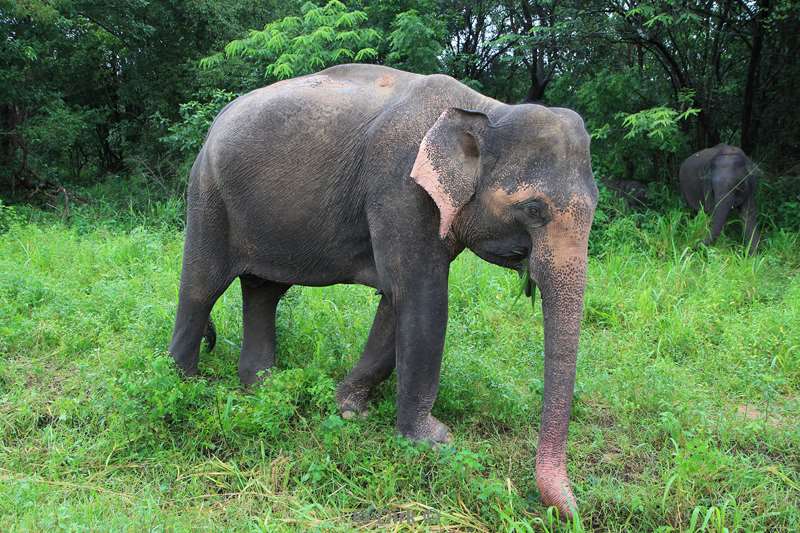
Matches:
[386,9,443,74]
[201,1,380,80]
[0,0,288,192]
[3,0,798,207]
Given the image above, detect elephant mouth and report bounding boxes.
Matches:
[474,247,529,271]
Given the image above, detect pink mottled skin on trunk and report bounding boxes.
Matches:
[530,197,593,520]
[536,462,577,518]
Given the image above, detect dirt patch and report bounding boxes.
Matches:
[736,403,784,428]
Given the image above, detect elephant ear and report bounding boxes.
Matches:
[411,108,488,239]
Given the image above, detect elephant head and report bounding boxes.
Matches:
[412,105,597,516]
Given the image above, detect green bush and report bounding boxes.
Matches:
[0,199,23,233]
[155,89,237,157]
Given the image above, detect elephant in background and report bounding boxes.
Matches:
[603,178,649,208]
[679,144,760,253]
[168,64,598,517]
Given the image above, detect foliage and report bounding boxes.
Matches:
[619,100,700,154]
[558,67,681,183]
[0,199,22,233]
[3,0,799,211]
[17,100,98,182]
[0,0,288,190]
[385,9,443,74]
[155,90,236,156]
[200,1,380,80]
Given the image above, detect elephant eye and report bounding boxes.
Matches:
[516,198,549,226]
[524,202,542,217]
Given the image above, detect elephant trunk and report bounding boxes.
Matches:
[530,249,587,518]
[706,192,735,245]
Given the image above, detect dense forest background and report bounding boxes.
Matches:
[2,0,799,226]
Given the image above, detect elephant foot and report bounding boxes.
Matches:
[335,381,371,419]
[171,353,199,378]
[398,415,452,445]
[238,365,272,388]
[536,464,577,520]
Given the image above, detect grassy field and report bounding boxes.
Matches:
[1,193,799,532]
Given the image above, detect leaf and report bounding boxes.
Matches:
[335,30,359,43]
[678,108,701,120]
[322,0,348,13]
[22,45,38,61]
[354,48,378,61]
[269,62,294,80]
[303,7,325,26]
[307,54,327,70]
[199,52,224,70]
[248,28,267,43]
[266,32,288,53]
[644,13,674,29]
[311,26,336,42]
[224,39,247,57]
[292,35,312,48]
[280,16,302,31]
[334,12,357,29]
[332,48,354,60]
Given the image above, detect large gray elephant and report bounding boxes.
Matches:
[169,64,597,517]
[679,144,760,253]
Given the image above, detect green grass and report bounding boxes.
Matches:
[1,198,798,531]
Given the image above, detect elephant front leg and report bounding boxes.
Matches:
[705,195,734,246]
[393,270,452,444]
[336,294,396,418]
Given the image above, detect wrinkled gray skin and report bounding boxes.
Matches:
[679,144,760,253]
[169,64,597,517]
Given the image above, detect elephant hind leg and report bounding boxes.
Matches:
[169,199,235,376]
[238,276,291,386]
[169,267,234,376]
[705,196,734,246]
[336,295,396,418]
[741,196,760,255]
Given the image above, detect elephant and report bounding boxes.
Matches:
[679,144,760,253]
[603,178,649,208]
[168,64,597,517]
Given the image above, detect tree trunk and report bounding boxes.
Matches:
[741,0,769,154]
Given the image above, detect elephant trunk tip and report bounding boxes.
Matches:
[535,462,577,520]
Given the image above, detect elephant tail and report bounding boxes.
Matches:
[203,318,217,352]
